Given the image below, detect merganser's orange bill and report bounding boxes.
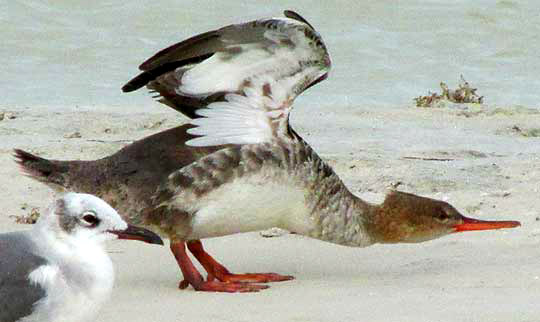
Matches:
[454,216,521,232]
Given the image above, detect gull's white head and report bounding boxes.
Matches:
[37,192,163,245]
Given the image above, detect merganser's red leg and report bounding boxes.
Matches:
[187,240,294,283]
[169,240,269,292]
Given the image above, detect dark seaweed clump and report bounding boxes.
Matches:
[414,76,483,107]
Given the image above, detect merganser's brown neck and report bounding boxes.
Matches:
[276,139,519,247]
[299,155,375,246]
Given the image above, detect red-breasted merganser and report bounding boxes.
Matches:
[15,10,520,293]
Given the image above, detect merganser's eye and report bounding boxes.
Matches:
[81,211,100,227]
[438,214,449,222]
[436,208,451,222]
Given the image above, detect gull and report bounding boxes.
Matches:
[0,192,163,322]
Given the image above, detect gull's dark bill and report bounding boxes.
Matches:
[109,225,164,245]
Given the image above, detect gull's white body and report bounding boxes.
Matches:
[21,225,115,322]
[2,193,127,322]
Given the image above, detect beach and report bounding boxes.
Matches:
[1,1,539,321]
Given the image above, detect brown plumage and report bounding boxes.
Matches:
[15,125,221,226]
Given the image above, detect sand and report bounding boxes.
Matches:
[1,1,539,321]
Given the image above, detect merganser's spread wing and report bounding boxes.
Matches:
[122,10,331,120]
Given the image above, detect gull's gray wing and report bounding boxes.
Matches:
[0,231,47,322]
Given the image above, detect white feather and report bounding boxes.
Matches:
[182,17,330,147]
[178,22,316,98]
[179,45,274,95]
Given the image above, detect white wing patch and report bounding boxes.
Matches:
[181,17,330,147]
[177,18,318,97]
[186,77,292,146]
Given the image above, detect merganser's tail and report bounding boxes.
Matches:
[13,149,71,191]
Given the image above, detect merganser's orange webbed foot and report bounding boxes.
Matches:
[187,240,294,283]
[170,241,268,292]
[216,272,294,283]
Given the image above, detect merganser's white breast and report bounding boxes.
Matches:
[187,172,315,240]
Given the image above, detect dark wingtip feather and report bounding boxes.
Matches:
[122,71,154,93]
[284,10,314,29]
[123,54,215,93]
[138,30,219,71]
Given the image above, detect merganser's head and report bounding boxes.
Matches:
[369,191,520,243]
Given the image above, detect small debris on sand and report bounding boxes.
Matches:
[260,227,289,238]
[64,131,82,139]
[465,201,487,215]
[402,156,455,162]
[510,125,540,137]
[0,111,18,120]
[414,76,484,108]
[10,207,41,224]
[144,119,165,130]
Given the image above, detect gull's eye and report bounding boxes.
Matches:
[81,211,100,227]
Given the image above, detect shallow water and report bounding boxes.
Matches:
[2,0,539,109]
